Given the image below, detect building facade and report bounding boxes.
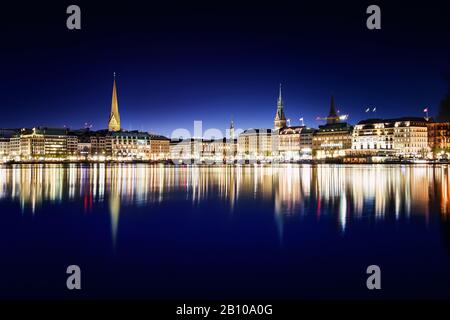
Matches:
[312,97,353,159]
[428,122,450,156]
[352,117,429,158]
[14,127,77,161]
[352,119,396,155]
[237,129,274,160]
[393,118,428,157]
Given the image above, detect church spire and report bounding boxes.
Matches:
[327,95,340,125]
[274,83,287,130]
[278,83,283,106]
[108,73,121,132]
[230,117,235,140]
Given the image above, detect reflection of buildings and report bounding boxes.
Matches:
[0,164,441,235]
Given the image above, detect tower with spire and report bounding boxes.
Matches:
[229,118,235,140]
[108,73,121,132]
[326,95,340,125]
[274,84,287,130]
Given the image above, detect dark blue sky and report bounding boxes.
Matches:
[0,0,449,136]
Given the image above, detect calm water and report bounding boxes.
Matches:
[0,164,450,299]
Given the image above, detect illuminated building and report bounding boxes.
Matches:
[8,134,21,161]
[352,119,396,157]
[14,127,78,161]
[170,121,237,163]
[393,118,429,158]
[427,122,450,157]
[277,126,302,160]
[110,131,170,161]
[170,138,203,163]
[0,129,16,162]
[170,137,236,163]
[89,130,113,160]
[111,131,150,160]
[352,117,429,159]
[237,129,274,160]
[312,96,353,159]
[277,126,317,160]
[0,138,9,162]
[148,134,170,160]
[108,73,121,132]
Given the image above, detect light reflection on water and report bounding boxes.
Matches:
[1,163,450,299]
[1,164,449,230]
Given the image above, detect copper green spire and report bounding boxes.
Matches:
[274,83,287,130]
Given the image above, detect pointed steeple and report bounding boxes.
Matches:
[230,117,235,140]
[327,95,340,125]
[278,83,283,106]
[274,83,287,130]
[108,73,121,132]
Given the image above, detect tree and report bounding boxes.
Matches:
[437,74,450,122]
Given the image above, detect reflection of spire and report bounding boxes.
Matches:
[109,192,120,251]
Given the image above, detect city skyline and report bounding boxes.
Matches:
[1,1,449,136]
[0,73,445,137]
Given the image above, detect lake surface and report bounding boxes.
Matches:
[0,164,449,299]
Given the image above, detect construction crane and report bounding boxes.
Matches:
[315,113,349,122]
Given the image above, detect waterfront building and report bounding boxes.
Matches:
[170,137,236,163]
[13,127,78,161]
[237,128,274,160]
[393,117,429,158]
[352,119,396,156]
[0,129,16,162]
[312,96,353,159]
[277,126,302,160]
[0,137,9,162]
[170,138,203,163]
[276,125,317,160]
[427,122,450,157]
[109,131,170,161]
[108,73,121,132]
[148,134,170,160]
[90,130,113,160]
[352,117,429,158]
[8,134,21,161]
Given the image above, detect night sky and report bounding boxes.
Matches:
[0,0,449,137]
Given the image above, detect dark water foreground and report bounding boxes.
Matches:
[0,163,449,299]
